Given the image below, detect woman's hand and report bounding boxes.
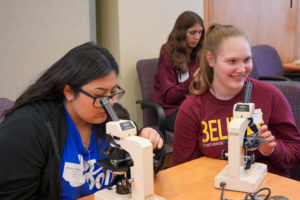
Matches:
[258,125,276,156]
[139,127,164,150]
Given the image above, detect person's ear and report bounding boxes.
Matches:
[205,52,215,68]
[63,85,75,101]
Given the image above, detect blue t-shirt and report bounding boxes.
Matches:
[60,108,114,200]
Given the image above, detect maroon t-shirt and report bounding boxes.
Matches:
[173,78,300,177]
[152,51,199,117]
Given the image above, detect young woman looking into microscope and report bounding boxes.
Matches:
[0,42,164,199]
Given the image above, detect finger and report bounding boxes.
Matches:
[157,138,164,149]
[260,131,271,139]
[258,125,268,135]
[265,135,275,142]
[139,128,150,139]
[259,138,276,150]
[150,132,160,149]
[261,132,275,145]
[260,124,268,130]
[266,135,276,144]
[139,128,163,149]
[141,128,158,148]
[269,141,276,148]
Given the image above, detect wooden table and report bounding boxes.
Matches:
[79,157,300,200]
[283,62,300,73]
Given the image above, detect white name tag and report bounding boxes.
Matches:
[252,109,263,125]
[178,72,189,83]
[63,162,85,186]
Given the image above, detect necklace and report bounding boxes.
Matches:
[80,126,91,150]
[83,143,91,161]
[82,136,90,150]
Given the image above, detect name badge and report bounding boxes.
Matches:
[63,162,85,186]
[252,109,263,125]
[178,72,189,83]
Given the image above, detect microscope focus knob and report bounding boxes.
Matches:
[221,149,228,160]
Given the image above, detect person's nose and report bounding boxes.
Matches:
[108,97,114,107]
[195,32,201,40]
[104,90,114,106]
[237,62,246,73]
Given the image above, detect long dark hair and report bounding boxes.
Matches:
[161,11,205,74]
[5,42,119,117]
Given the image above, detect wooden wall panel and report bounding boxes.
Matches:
[204,0,299,63]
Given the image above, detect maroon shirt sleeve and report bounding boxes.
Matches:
[172,95,202,166]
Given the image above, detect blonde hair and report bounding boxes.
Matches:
[189,23,250,95]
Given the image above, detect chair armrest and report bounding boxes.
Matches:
[284,73,300,82]
[258,76,291,81]
[136,100,166,131]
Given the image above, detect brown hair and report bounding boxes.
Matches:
[161,11,204,74]
[190,23,250,95]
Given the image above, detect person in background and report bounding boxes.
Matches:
[0,42,164,200]
[152,11,205,132]
[172,23,300,177]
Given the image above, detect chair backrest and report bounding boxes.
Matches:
[266,81,300,181]
[250,44,284,78]
[0,98,14,123]
[136,58,159,127]
[265,81,300,130]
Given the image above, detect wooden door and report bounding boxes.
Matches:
[204,0,300,63]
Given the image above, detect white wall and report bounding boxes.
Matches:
[0,0,204,128]
[0,0,94,100]
[98,0,204,127]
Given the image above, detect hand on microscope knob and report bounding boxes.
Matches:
[139,127,164,150]
[258,125,276,156]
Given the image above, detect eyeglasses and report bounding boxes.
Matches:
[79,85,125,107]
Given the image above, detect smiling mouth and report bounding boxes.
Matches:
[230,74,245,80]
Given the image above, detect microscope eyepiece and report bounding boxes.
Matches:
[100,98,119,121]
[242,81,253,103]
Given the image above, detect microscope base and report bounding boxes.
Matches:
[214,162,267,193]
[94,187,165,200]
